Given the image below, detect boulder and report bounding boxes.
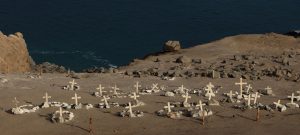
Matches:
[163,40,181,52]
[176,56,192,64]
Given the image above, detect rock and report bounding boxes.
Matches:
[176,56,192,64]
[286,103,299,108]
[34,62,67,73]
[0,32,32,73]
[259,89,274,96]
[164,91,175,97]
[163,40,181,52]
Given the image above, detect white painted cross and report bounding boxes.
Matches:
[196,100,204,111]
[101,96,110,107]
[182,91,191,103]
[151,83,159,90]
[246,84,252,93]
[253,92,259,104]
[71,93,81,106]
[289,93,295,104]
[43,92,51,104]
[229,90,235,100]
[164,102,174,113]
[134,82,141,94]
[126,102,133,117]
[130,92,140,102]
[273,100,281,108]
[112,84,120,95]
[244,94,254,106]
[69,79,77,91]
[235,78,247,97]
[12,97,19,108]
[96,84,105,96]
[206,82,215,89]
[265,86,272,91]
[59,107,64,123]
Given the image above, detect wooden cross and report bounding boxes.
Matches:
[96,84,105,96]
[69,79,77,91]
[290,93,295,104]
[12,97,19,108]
[59,107,64,123]
[151,83,159,90]
[112,84,120,95]
[246,84,252,93]
[130,92,140,101]
[265,86,272,91]
[229,90,235,100]
[101,96,110,107]
[244,94,254,106]
[164,102,174,113]
[206,82,214,89]
[126,102,133,117]
[43,92,51,104]
[273,100,281,108]
[235,78,247,97]
[253,92,259,104]
[134,82,141,94]
[72,93,81,106]
[182,91,191,103]
[196,100,204,111]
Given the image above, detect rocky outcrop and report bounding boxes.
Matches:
[0,31,33,73]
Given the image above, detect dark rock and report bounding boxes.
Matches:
[34,62,67,73]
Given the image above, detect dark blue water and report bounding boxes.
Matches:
[1,0,300,71]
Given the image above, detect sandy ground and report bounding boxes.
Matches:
[1,73,300,135]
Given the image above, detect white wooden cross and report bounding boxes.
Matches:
[101,96,110,107]
[288,93,295,104]
[246,84,252,93]
[206,82,215,89]
[253,92,259,104]
[265,86,272,91]
[126,102,133,117]
[229,90,235,100]
[235,78,247,97]
[12,97,19,108]
[205,87,215,98]
[244,94,254,106]
[182,91,191,103]
[130,92,140,102]
[96,84,105,96]
[72,93,81,106]
[69,79,77,91]
[164,102,174,113]
[112,84,120,95]
[196,100,204,111]
[59,107,64,123]
[43,92,51,104]
[151,83,159,90]
[134,82,141,94]
[273,100,281,108]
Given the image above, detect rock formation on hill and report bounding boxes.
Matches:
[119,33,300,82]
[0,32,33,73]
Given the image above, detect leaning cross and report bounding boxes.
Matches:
[246,84,252,93]
[59,107,64,123]
[72,93,81,106]
[12,97,20,108]
[244,94,254,106]
[126,102,133,117]
[274,100,281,108]
[43,92,51,104]
[69,79,77,91]
[96,84,105,96]
[182,91,191,103]
[101,96,110,107]
[235,78,247,97]
[151,83,159,90]
[164,102,174,113]
[134,82,141,94]
[207,82,215,89]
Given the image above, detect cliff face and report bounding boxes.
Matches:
[0,32,32,73]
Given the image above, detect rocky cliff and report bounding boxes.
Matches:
[0,32,33,73]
